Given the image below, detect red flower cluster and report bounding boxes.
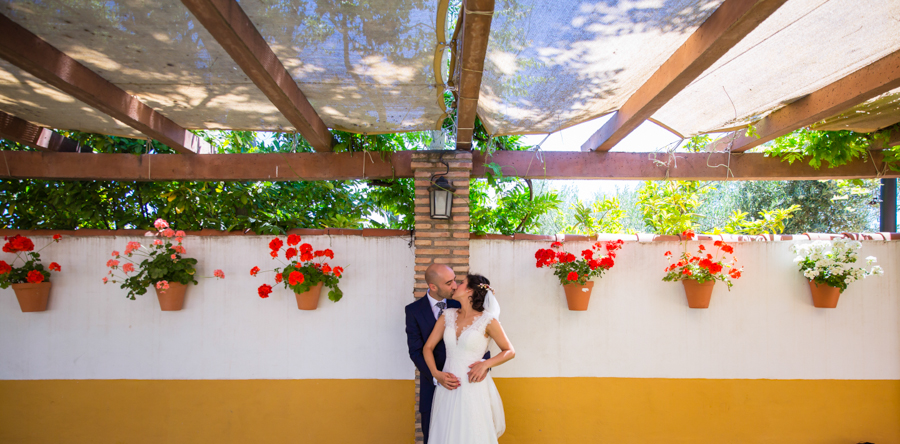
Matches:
[3,235,35,253]
[252,235,345,301]
[534,239,624,285]
[26,270,44,283]
[0,234,61,288]
[258,284,273,298]
[663,231,742,289]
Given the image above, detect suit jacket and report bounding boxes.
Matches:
[405,296,489,382]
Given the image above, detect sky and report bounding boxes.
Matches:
[519,114,683,200]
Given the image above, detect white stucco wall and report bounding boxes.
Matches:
[472,239,900,380]
[0,235,415,380]
[1,235,897,381]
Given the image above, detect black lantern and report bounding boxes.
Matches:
[428,154,457,219]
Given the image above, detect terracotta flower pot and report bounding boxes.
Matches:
[808,281,841,308]
[295,282,325,310]
[563,281,594,311]
[154,282,188,311]
[12,282,51,312]
[681,279,715,309]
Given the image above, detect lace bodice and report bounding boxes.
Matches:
[442,308,494,365]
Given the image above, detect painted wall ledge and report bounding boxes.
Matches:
[1,229,897,242]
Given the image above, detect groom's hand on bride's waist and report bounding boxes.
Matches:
[436,371,460,390]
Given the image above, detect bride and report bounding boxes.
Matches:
[423,274,515,444]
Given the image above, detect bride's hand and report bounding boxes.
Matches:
[436,371,460,390]
[467,361,489,383]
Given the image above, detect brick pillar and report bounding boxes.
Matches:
[411,150,471,444]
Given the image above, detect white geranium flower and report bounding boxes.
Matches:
[866,256,877,265]
[871,266,884,276]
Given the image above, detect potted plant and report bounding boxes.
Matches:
[251,234,345,310]
[103,219,224,310]
[663,230,742,309]
[0,234,62,312]
[790,239,883,308]
[534,239,623,311]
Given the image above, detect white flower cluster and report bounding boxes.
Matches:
[790,239,884,285]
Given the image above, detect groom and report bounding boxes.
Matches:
[405,263,489,443]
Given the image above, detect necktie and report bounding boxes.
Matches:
[435,301,446,318]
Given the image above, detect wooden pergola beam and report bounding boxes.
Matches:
[0,14,210,155]
[724,49,900,153]
[1,151,895,182]
[0,110,85,152]
[453,0,495,150]
[180,0,333,152]
[581,0,788,152]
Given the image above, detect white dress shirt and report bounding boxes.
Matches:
[426,290,445,386]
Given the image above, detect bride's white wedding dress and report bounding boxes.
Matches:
[428,299,505,444]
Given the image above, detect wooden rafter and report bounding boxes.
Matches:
[0,110,85,152]
[0,14,210,155]
[581,0,788,152]
[0,151,895,182]
[720,49,900,153]
[181,0,334,152]
[453,0,495,150]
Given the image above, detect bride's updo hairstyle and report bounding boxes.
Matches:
[467,274,491,312]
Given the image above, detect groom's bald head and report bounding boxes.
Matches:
[425,264,457,299]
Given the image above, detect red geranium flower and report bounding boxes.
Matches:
[106,259,120,268]
[122,263,135,273]
[300,252,314,262]
[285,248,297,259]
[287,234,302,246]
[314,250,325,257]
[682,268,692,276]
[269,238,283,251]
[26,270,44,283]
[581,249,593,260]
[550,241,562,249]
[713,240,723,247]
[324,249,334,259]
[322,264,332,274]
[721,245,734,254]
[274,273,283,283]
[566,271,578,281]
[288,271,304,286]
[333,266,343,278]
[664,251,672,256]
[3,235,35,253]
[599,257,615,269]
[299,243,313,253]
[258,284,273,298]
[250,266,260,276]
[53,234,62,241]
[47,262,61,272]
[681,230,695,240]
[698,244,706,251]
[270,251,279,258]
[0,260,11,274]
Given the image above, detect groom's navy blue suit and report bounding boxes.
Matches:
[405,295,489,443]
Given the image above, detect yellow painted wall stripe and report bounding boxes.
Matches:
[1,378,898,444]
[0,380,414,444]
[497,378,900,444]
